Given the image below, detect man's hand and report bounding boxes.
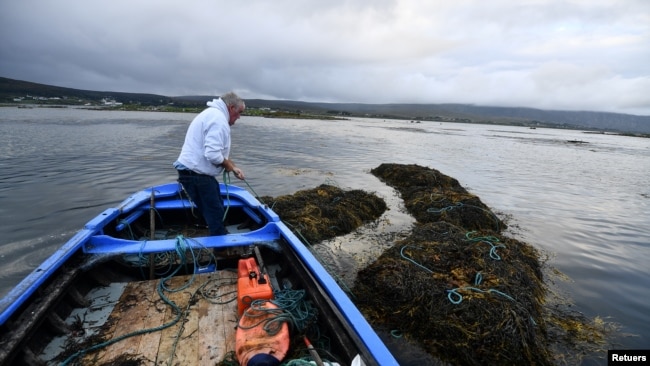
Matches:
[222,158,244,180]
[232,167,245,180]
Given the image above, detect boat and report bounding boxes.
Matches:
[0,182,398,366]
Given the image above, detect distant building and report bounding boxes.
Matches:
[101,98,123,106]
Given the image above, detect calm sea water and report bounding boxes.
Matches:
[1,106,649,361]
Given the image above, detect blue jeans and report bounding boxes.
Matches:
[177,172,227,236]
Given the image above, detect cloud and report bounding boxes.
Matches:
[1,0,648,115]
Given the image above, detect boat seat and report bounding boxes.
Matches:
[85,223,282,254]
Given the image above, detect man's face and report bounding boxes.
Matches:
[228,104,245,126]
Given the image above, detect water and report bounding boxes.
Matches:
[1,106,649,361]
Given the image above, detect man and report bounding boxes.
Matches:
[173,92,246,235]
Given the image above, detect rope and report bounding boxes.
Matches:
[272,289,318,334]
[237,299,293,336]
[465,231,506,260]
[400,245,434,273]
[446,286,515,304]
[398,241,516,305]
[427,201,501,231]
[237,288,319,338]
[222,170,231,221]
[445,271,515,304]
[60,273,184,366]
[242,178,264,203]
[426,201,463,214]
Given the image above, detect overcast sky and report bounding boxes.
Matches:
[1,0,649,115]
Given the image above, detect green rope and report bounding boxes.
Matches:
[242,177,264,203]
[398,241,516,305]
[60,275,184,365]
[222,170,231,221]
[238,299,293,336]
[117,219,136,239]
[237,289,318,338]
[272,289,318,334]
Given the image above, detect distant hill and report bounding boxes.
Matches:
[2,76,649,134]
[0,77,174,106]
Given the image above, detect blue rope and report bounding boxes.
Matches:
[474,271,483,285]
[426,201,463,214]
[465,231,506,260]
[446,286,515,304]
[399,245,434,273]
[427,201,501,231]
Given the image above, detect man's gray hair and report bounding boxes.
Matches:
[221,92,245,109]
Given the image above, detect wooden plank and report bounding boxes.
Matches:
[198,271,239,364]
[96,279,155,364]
[135,283,168,364]
[170,275,200,365]
[156,275,198,365]
[79,271,238,366]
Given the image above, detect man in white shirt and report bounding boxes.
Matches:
[173,92,246,235]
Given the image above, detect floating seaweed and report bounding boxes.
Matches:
[354,221,550,365]
[260,164,611,365]
[371,163,506,232]
[261,184,387,244]
[351,163,610,365]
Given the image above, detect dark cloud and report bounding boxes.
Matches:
[1,0,648,114]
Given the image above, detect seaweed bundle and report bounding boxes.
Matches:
[262,184,387,243]
[262,164,610,365]
[354,163,552,365]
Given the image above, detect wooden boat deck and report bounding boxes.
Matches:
[80,270,239,365]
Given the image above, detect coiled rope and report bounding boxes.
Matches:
[237,288,318,337]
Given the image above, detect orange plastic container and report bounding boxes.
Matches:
[237,257,273,316]
[236,301,289,365]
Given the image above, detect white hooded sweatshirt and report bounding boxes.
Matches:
[174,98,231,176]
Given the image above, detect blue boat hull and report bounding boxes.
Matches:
[0,182,398,365]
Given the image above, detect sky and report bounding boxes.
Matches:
[1,0,649,115]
